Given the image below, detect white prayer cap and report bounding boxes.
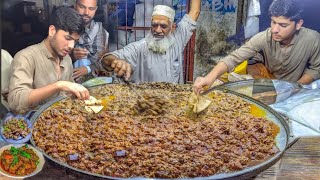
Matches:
[152,5,175,22]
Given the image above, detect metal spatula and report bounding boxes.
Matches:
[118,77,145,99]
[188,92,212,113]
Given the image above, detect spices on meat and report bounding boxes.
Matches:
[32,82,280,178]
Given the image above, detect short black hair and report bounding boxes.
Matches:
[269,0,303,22]
[75,0,98,5]
[50,6,85,35]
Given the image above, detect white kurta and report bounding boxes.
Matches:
[110,14,197,84]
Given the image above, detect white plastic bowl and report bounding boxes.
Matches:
[0,144,45,179]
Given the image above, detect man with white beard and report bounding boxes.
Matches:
[100,0,201,83]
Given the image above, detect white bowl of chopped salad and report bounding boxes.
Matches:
[0,144,45,178]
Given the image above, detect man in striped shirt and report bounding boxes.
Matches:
[72,0,109,83]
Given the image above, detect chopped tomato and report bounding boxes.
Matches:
[4,154,13,159]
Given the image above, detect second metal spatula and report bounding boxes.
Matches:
[120,78,145,99]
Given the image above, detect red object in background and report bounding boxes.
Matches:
[183,32,195,83]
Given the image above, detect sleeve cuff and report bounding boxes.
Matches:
[304,69,320,80]
[85,66,91,74]
[182,14,197,26]
[8,89,32,113]
[219,57,237,73]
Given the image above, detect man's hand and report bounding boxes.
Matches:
[193,61,229,94]
[57,81,90,100]
[102,55,132,81]
[73,48,89,60]
[193,77,215,95]
[111,59,132,80]
[73,66,88,80]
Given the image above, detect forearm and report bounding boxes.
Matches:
[297,74,314,85]
[188,0,201,21]
[193,62,228,94]
[206,61,229,81]
[28,81,61,106]
[89,47,109,72]
[8,81,61,112]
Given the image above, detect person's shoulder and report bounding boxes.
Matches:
[248,28,270,42]
[14,42,42,59]
[300,27,320,40]
[1,49,13,63]
[114,38,147,55]
[62,54,73,67]
[255,28,270,37]
[11,43,41,67]
[127,38,147,48]
[92,20,109,33]
[91,20,106,30]
[1,49,12,58]
[178,14,197,25]
[92,20,103,27]
[137,38,147,44]
[300,27,319,34]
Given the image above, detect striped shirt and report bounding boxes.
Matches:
[75,20,109,74]
[106,14,197,84]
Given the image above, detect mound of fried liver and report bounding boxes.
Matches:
[33,83,279,178]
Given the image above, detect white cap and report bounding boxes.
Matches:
[152,5,175,22]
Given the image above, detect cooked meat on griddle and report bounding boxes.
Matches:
[32,83,279,178]
[133,93,170,115]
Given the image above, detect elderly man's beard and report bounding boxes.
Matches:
[146,32,174,55]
